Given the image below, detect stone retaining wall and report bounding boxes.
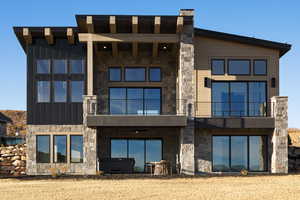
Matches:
[0,144,26,176]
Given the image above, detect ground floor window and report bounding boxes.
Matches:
[37,135,50,163]
[54,135,67,163]
[70,135,83,163]
[111,139,162,172]
[212,135,268,172]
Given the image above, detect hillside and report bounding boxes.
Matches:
[0,110,26,136]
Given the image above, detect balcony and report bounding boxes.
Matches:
[84,96,188,127]
[194,101,275,129]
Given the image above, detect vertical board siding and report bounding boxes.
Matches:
[27,39,86,125]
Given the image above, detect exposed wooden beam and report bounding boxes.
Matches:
[67,28,75,44]
[86,16,94,33]
[79,33,179,43]
[176,16,184,33]
[109,16,118,57]
[44,28,54,45]
[153,16,161,57]
[132,16,138,57]
[22,28,32,45]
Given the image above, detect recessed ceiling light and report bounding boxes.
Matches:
[103,45,107,49]
[163,45,167,50]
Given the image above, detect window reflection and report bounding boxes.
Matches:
[71,81,84,102]
[54,135,67,163]
[249,136,267,171]
[70,59,84,74]
[109,68,121,81]
[125,68,145,81]
[111,139,127,158]
[129,140,145,172]
[228,60,250,75]
[37,59,50,74]
[231,136,248,171]
[37,135,50,163]
[149,68,161,82]
[211,59,225,75]
[254,60,267,75]
[70,135,83,163]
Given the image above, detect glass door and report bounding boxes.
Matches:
[128,140,145,172]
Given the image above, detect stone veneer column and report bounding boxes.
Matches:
[271,96,288,173]
[178,9,196,175]
[82,95,98,175]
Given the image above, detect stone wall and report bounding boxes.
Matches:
[26,125,97,175]
[0,144,26,176]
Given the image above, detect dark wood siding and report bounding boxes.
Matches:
[27,39,86,125]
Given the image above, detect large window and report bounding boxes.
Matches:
[111,139,162,172]
[228,60,250,75]
[212,81,267,117]
[109,88,161,115]
[53,135,67,163]
[125,68,146,81]
[54,81,67,102]
[36,135,50,163]
[70,135,83,163]
[211,59,225,75]
[37,81,50,103]
[254,60,267,75]
[71,81,84,102]
[212,136,268,172]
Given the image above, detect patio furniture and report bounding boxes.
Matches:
[99,158,135,173]
[146,160,172,176]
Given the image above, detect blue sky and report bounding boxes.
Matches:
[0,0,299,127]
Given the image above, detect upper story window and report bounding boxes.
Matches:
[37,81,50,103]
[228,60,250,75]
[53,59,67,74]
[125,67,146,81]
[70,59,85,74]
[109,67,121,81]
[211,59,225,75]
[37,59,50,74]
[211,81,266,117]
[149,68,161,82]
[254,60,267,75]
[54,81,67,102]
[71,81,84,102]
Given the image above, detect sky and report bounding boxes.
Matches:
[0,0,299,127]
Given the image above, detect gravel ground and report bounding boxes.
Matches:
[1,174,300,200]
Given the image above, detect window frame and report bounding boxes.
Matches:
[53,81,67,103]
[211,59,225,75]
[108,67,122,82]
[148,67,162,82]
[36,59,51,74]
[211,135,268,172]
[124,67,146,82]
[253,59,267,76]
[70,135,84,163]
[53,135,67,163]
[211,81,267,117]
[108,87,162,115]
[37,81,51,103]
[53,59,68,74]
[36,135,51,163]
[110,138,163,173]
[227,59,251,75]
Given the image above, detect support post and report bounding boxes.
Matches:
[87,41,93,96]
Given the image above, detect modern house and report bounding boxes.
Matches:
[14,9,291,175]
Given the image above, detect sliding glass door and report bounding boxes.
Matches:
[212,136,268,172]
[111,139,162,172]
[212,81,267,117]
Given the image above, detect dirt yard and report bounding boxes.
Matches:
[1,175,300,200]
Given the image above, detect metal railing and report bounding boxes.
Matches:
[194,101,272,117]
[86,98,188,116]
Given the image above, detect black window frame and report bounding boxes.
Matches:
[227,59,251,75]
[148,67,162,82]
[211,59,225,75]
[70,135,84,163]
[108,87,162,115]
[211,135,268,172]
[110,138,163,173]
[108,67,122,82]
[53,135,67,163]
[211,81,268,117]
[124,67,146,82]
[253,59,267,76]
[36,135,51,163]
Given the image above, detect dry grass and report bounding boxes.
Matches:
[1,175,300,200]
